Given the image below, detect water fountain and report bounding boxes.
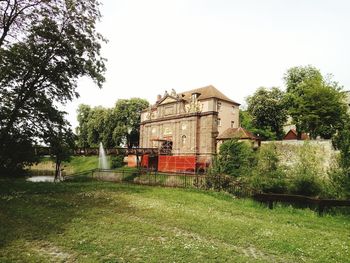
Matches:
[99,142,110,170]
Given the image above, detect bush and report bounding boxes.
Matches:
[288,142,325,197]
[111,155,125,169]
[331,125,350,198]
[328,165,350,199]
[250,143,288,193]
[290,174,323,196]
[217,139,256,177]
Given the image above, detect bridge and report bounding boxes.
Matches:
[34,147,160,156]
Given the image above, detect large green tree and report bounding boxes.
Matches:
[239,110,276,140]
[246,87,287,139]
[76,98,149,149]
[76,104,92,149]
[113,98,149,148]
[0,0,106,174]
[284,66,348,139]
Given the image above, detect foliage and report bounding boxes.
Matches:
[0,132,39,175]
[76,105,116,148]
[112,98,150,148]
[327,164,350,199]
[332,123,350,169]
[76,98,149,148]
[111,155,125,169]
[246,87,287,139]
[250,143,288,193]
[284,65,348,139]
[284,65,323,94]
[87,106,116,148]
[76,104,92,149]
[288,142,325,196]
[205,158,232,191]
[44,123,75,180]
[0,0,106,174]
[239,110,276,140]
[330,124,350,198]
[217,139,255,177]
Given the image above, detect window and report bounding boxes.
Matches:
[181,135,187,146]
[231,121,235,128]
[217,118,221,127]
[191,92,200,101]
[217,101,222,111]
[232,106,235,113]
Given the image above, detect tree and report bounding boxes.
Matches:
[284,65,348,139]
[76,104,92,149]
[0,0,106,174]
[76,98,149,149]
[44,123,75,181]
[1,0,43,47]
[87,107,116,148]
[284,65,323,94]
[246,87,287,139]
[239,110,276,140]
[112,98,149,148]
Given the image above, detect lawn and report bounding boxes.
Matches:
[28,156,105,174]
[0,178,349,262]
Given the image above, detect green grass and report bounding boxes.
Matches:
[65,156,100,173]
[0,178,349,262]
[29,156,132,174]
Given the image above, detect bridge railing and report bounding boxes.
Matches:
[34,147,159,156]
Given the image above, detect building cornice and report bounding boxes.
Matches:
[140,111,218,125]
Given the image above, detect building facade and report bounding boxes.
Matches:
[139,85,240,172]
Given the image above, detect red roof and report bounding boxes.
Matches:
[217,127,258,140]
[283,129,309,140]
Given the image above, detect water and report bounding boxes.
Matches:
[26,176,55,182]
[99,142,110,170]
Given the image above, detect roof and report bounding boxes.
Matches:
[217,127,258,140]
[283,129,310,140]
[179,85,240,105]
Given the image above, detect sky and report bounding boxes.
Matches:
[64,0,350,128]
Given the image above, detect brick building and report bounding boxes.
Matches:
[139,85,240,172]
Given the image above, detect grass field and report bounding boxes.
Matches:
[0,178,349,263]
[28,156,104,174]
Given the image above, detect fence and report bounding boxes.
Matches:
[63,168,253,198]
[62,169,350,214]
[27,169,67,177]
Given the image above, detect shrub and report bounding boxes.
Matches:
[111,155,125,169]
[331,125,350,198]
[250,143,288,193]
[288,142,325,197]
[290,174,323,196]
[217,139,256,177]
[328,163,350,199]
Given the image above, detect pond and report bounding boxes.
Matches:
[26,176,56,182]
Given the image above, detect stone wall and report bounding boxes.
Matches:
[262,140,337,172]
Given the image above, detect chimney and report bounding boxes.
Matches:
[157,94,161,102]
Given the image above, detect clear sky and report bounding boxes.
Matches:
[64,0,350,128]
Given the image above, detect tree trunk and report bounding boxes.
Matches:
[54,157,61,182]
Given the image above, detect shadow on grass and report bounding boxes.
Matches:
[0,177,150,249]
